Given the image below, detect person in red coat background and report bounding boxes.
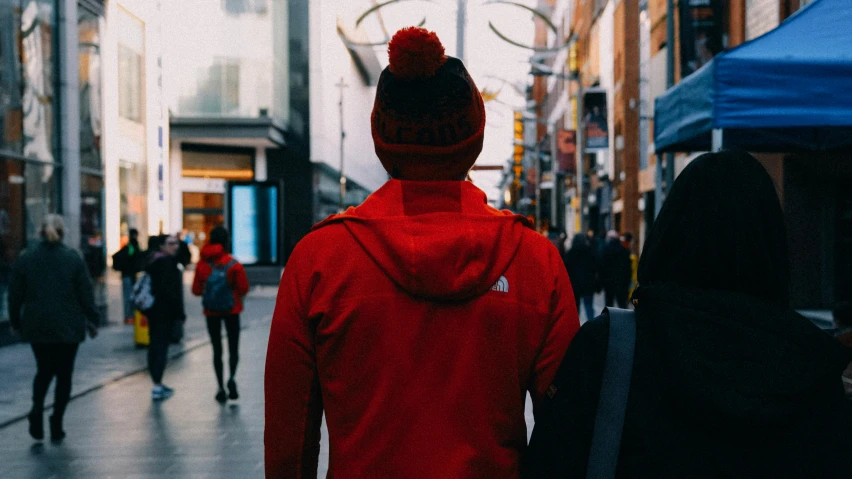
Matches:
[192,225,249,404]
[264,27,580,478]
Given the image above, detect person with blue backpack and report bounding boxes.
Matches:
[192,225,249,404]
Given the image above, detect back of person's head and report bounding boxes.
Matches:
[209,225,229,251]
[148,235,162,252]
[571,233,588,250]
[622,232,633,243]
[40,214,65,243]
[129,228,139,240]
[638,150,789,304]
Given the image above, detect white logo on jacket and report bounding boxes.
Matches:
[491,276,509,293]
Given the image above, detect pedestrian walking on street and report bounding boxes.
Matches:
[563,234,598,323]
[175,230,192,269]
[265,27,580,478]
[84,231,109,326]
[8,215,99,442]
[525,151,852,478]
[192,226,249,404]
[144,234,186,401]
[600,230,632,308]
[112,228,143,324]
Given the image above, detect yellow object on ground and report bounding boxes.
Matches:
[134,310,149,347]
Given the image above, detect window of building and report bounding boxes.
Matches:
[20,0,57,164]
[24,161,57,243]
[117,7,144,122]
[119,160,148,246]
[79,7,101,169]
[118,44,142,121]
[181,149,253,180]
[222,0,267,15]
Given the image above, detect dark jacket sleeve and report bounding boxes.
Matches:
[73,253,100,326]
[524,313,609,478]
[7,253,26,330]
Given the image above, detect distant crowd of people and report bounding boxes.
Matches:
[561,229,636,323]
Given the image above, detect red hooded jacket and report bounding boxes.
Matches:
[265,180,579,478]
[191,244,250,316]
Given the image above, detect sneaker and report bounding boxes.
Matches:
[215,389,227,404]
[49,415,65,442]
[28,410,44,441]
[152,385,174,401]
[227,379,239,400]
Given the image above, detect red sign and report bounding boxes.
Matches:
[556,130,576,173]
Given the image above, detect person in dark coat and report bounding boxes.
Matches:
[112,228,143,324]
[83,231,108,326]
[175,231,192,269]
[524,150,852,478]
[600,230,632,308]
[563,234,598,323]
[145,234,186,401]
[8,215,99,442]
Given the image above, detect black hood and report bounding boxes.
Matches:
[633,284,852,424]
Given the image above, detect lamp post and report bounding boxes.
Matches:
[336,77,348,213]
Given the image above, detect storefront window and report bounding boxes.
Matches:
[119,160,147,246]
[24,160,56,243]
[81,173,103,238]
[21,0,56,163]
[0,1,24,156]
[78,7,101,170]
[1,0,55,161]
[0,155,24,320]
[117,7,143,123]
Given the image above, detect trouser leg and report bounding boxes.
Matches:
[122,276,134,320]
[148,316,170,384]
[51,344,79,422]
[583,294,596,322]
[224,315,241,380]
[30,344,55,413]
[206,316,224,389]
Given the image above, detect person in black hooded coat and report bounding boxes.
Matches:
[524,150,852,478]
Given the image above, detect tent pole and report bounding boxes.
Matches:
[712,128,724,152]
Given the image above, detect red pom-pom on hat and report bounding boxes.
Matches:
[388,27,447,80]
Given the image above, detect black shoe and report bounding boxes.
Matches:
[227,379,239,400]
[215,389,227,404]
[49,415,65,442]
[28,410,44,441]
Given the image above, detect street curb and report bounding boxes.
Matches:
[0,317,270,430]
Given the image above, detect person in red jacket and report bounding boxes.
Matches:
[192,225,249,403]
[265,27,580,478]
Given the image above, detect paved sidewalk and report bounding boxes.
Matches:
[0,315,274,479]
[0,271,277,428]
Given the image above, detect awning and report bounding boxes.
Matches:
[654,0,852,153]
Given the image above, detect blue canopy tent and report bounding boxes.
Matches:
[654,0,852,153]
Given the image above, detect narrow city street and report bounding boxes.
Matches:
[0,271,608,478]
[0,273,279,479]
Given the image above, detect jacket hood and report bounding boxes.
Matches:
[200,244,226,261]
[633,284,852,424]
[313,180,533,301]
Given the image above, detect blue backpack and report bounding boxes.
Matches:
[202,259,237,313]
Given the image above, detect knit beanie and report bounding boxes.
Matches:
[371,27,486,181]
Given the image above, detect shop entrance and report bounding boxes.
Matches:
[182,192,224,258]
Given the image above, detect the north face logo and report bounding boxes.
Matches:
[491,276,509,293]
